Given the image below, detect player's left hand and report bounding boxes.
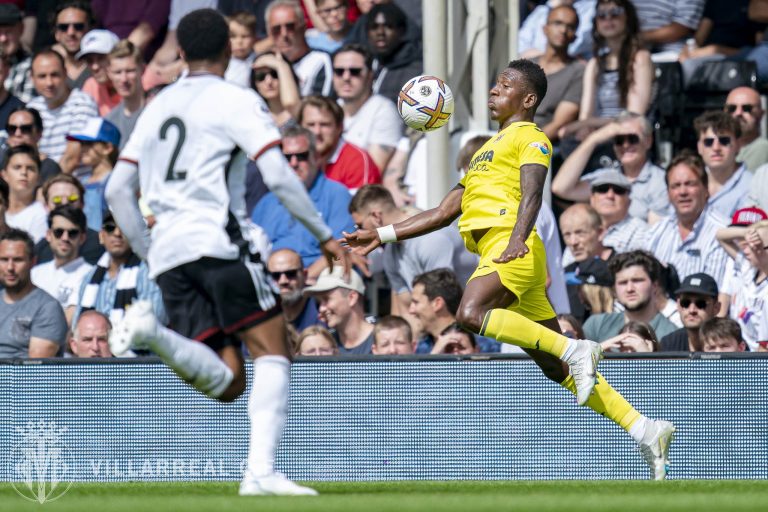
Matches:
[341,229,382,256]
[321,237,352,280]
[493,237,529,263]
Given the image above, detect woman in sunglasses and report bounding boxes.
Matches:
[558,0,653,144]
[4,107,63,186]
[250,51,301,128]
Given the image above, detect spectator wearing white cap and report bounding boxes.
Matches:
[561,169,650,267]
[303,265,375,355]
[27,49,98,170]
[78,29,121,115]
[65,117,120,231]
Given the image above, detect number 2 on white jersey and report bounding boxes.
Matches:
[160,117,187,181]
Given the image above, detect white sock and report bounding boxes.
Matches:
[629,415,651,443]
[148,325,234,398]
[244,355,290,479]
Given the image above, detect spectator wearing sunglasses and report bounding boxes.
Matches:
[30,205,92,308]
[0,4,36,103]
[250,50,301,127]
[69,212,166,330]
[1,107,62,185]
[553,111,670,224]
[265,0,333,97]
[36,173,104,266]
[251,125,354,281]
[694,111,751,218]
[267,248,321,332]
[561,170,650,268]
[659,273,720,351]
[52,0,95,89]
[332,43,403,174]
[646,151,731,290]
[725,87,768,174]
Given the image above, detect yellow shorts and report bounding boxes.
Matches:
[462,226,555,321]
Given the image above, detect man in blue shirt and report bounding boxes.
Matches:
[252,125,354,281]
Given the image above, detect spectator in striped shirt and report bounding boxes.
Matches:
[645,151,731,298]
[27,49,98,172]
[634,0,705,61]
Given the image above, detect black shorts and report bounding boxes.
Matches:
[155,256,282,351]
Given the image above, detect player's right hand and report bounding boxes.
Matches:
[321,237,352,280]
[341,229,381,256]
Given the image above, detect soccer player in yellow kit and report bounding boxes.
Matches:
[344,59,676,480]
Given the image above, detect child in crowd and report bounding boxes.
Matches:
[225,12,258,88]
[2,144,47,242]
[66,118,120,231]
[700,318,747,353]
[296,325,339,356]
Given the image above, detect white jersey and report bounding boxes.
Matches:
[120,74,281,278]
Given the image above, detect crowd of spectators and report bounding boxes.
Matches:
[0,0,766,360]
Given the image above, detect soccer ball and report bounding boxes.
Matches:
[397,75,454,132]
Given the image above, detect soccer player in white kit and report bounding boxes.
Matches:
[104,9,350,496]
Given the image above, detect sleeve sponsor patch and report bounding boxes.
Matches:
[528,141,550,155]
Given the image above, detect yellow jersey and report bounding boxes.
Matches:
[458,122,551,234]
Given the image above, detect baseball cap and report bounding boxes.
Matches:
[589,170,632,192]
[66,117,121,147]
[0,4,22,26]
[565,257,613,287]
[674,272,718,297]
[730,206,768,227]
[303,266,365,295]
[76,29,119,59]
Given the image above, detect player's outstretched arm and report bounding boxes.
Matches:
[105,159,151,260]
[343,185,464,255]
[494,164,546,263]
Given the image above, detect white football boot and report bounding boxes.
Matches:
[639,419,676,480]
[109,300,157,356]
[564,339,604,406]
[239,472,318,496]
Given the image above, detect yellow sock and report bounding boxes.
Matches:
[480,308,569,358]
[561,373,641,431]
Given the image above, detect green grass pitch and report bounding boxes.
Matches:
[2,481,768,512]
